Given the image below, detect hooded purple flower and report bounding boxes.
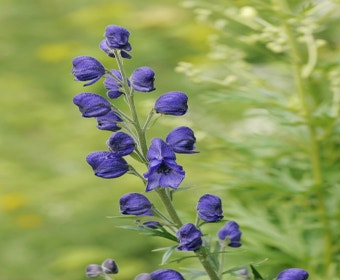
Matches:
[107,132,135,156]
[102,25,132,58]
[120,193,153,216]
[86,264,102,278]
[197,194,223,222]
[277,268,309,280]
[73,93,111,118]
[96,110,122,131]
[86,151,129,179]
[166,126,197,154]
[150,269,185,280]
[154,92,188,116]
[104,70,126,99]
[218,221,242,248]
[143,138,185,192]
[101,259,118,274]
[130,66,156,92]
[176,223,202,251]
[72,56,105,86]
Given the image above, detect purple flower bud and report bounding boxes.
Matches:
[218,221,242,248]
[120,193,153,216]
[277,268,309,280]
[101,258,118,274]
[72,56,105,86]
[176,223,202,251]
[86,151,129,179]
[99,40,115,58]
[104,70,126,99]
[150,269,185,280]
[96,110,122,131]
[135,273,152,280]
[166,126,197,154]
[86,264,102,278]
[107,132,135,156]
[154,92,188,116]
[73,93,112,118]
[103,25,132,58]
[144,138,185,192]
[130,67,156,92]
[197,194,223,222]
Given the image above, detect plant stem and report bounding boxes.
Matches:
[277,0,332,274]
[196,247,220,280]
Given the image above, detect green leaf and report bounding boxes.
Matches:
[250,264,265,280]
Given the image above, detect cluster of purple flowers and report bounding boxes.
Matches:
[72,24,309,280]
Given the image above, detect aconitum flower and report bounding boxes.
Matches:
[150,269,185,280]
[277,268,309,280]
[176,223,202,251]
[197,194,223,222]
[96,110,122,131]
[130,66,156,92]
[73,93,111,118]
[102,25,132,58]
[86,151,129,178]
[104,70,126,99]
[72,56,105,86]
[143,138,185,192]
[86,264,102,278]
[101,258,118,274]
[166,126,197,154]
[218,221,242,248]
[120,193,153,216]
[107,132,135,156]
[154,92,188,116]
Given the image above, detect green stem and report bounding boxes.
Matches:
[196,247,220,280]
[277,0,332,273]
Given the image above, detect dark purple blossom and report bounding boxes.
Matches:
[102,25,132,58]
[176,223,202,251]
[96,110,122,131]
[154,92,188,116]
[86,151,129,179]
[72,56,105,86]
[107,132,135,156]
[143,138,185,192]
[85,264,102,278]
[73,93,111,118]
[277,268,309,280]
[120,193,153,216]
[166,126,197,154]
[197,194,223,222]
[101,258,118,274]
[218,221,242,248]
[104,70,126,99]
[130,66,156,92]
[150,269,185,280]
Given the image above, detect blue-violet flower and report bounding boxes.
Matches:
[197,194,223,222]
[73,93,112,118]
[103,25,132,58]
[120,193,153,216]
[101,258,118,274]
[154,92,188,116]
[104,69,126,99]
[143,138,185,192]
[176,223,202,251]
[150,269,185,280]
[277,268,309,280]
[86,151,129,179]
[72,56,105,86]
[107,132,135,156]
[86,264,102,278]
[130,66,156,92]
[96,110,122,131]
[166,126,197,154]
[218,221,242,247]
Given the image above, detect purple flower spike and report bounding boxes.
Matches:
[144,138,185,192]
[176,223,202,251]
[107,132,135,156]
[197,194,223,222]
[103,25,132,58]
[150,269,185,280]
[154,92,188,116]
[218,221,242,248]
[101,259,118,274]
[166,126,197,154]
[73,93,111,118]
[86,264,102,278]
[72,56,105,86]
[277,268,309,280]
[86,151,129,179]
[96,110,122,131]
[120,193,153,216]
[104,70,126,99]
[131,66,156,92]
